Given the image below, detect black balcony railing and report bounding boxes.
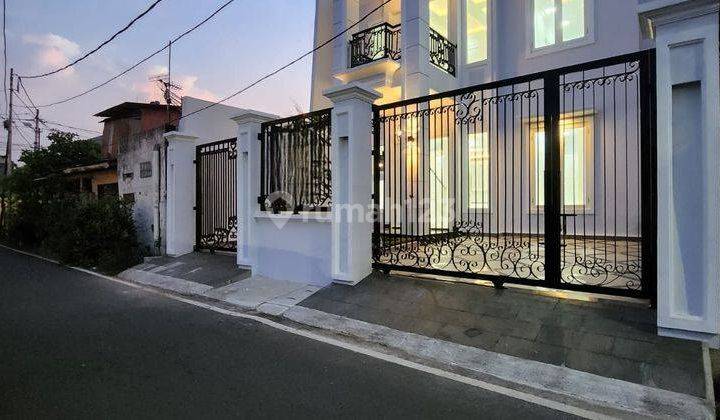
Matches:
[429,27,456,76]
[349,23,401,68]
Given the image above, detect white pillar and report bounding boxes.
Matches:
[163,132,198,257]
[640,0,720,346]
[402,0,431,98]
[324,83,382,285]
[231,111,278,268]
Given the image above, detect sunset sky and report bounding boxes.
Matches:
[1,0,316,154]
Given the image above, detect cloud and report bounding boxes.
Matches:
[22,33,81,75]
[132,66,219,103]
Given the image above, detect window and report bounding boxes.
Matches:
[532,0,587,50]
[429,136,450,230]
[465,0,488,64]
[429,0,449,37]
[468,132,489,209]
[140,161,152,178]
[530,116,594,210]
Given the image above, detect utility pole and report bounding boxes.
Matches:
[166,40,172,127]
[33,109,40,150]
[3,68,14,176]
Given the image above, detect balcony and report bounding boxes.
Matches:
[348,23,401,68]
[428,27,456,76]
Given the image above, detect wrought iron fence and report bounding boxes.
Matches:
[429,27,456,76]
[259,108,332,213]
[372,50,656,298]
[349,23,401,68]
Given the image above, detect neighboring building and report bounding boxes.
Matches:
[61,134,119,197]
[94,101,181,255]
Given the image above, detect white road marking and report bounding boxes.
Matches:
[1,245,610,419]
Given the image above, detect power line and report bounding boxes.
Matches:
[11,121,33,148]
[175,0,393,124]
[17,78,37,110]
[34,119,101,135]
[35,0,235,108]
[19,0,164,79]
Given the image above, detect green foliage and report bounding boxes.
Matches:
[42,196,142,273]
[0,131,142,274]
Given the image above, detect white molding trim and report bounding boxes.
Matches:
[638,0,720,39]
[323,82,383,103]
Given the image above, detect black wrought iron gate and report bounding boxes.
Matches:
[195,138,238,252]
[372,50,656,298]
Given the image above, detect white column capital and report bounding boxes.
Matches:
[163,131,198,142]
[638,0,719,38]
[231,110,278,126]
[324,82,382,105]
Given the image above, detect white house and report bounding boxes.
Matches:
[163,0,719,346]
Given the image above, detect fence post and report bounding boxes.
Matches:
[324,83,381,285]
[163,132,198,256]
[231,111,278,268]
[640,2,720,345]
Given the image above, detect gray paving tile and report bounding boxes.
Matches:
[565,349,644,384]
[535,325,614,355]
[643,363,706,397]
[434,323,502,351]
[494,336,568,366]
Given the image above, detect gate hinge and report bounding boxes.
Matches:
[257,133,263,141]
[193,160,197,164]
[193,206,197,211]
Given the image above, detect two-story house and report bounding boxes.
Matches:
[311,0,647,108]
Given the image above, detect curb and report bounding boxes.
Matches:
[282,305,713,419]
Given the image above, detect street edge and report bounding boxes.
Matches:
[2,244,713,420]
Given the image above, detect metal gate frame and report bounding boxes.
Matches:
[371,50,656,299]
[195,138,238,252]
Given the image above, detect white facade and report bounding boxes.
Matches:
[311,0,649,110]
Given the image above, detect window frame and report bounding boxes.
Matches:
[528,111,595,213]
[139,161,152,179]
[526,0,595,58]
[466,131,490,211]
[462,0,492,67]
[429,0,450,38]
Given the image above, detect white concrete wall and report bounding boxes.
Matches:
[178,97,248,145]
[234,111,334,286]
[253,216,333,286]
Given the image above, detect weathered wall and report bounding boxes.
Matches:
[117,127,166,255]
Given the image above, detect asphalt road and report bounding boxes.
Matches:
[0,247,577,419]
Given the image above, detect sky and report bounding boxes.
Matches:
[1,0,316,156]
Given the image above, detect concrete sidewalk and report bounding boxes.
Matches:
[300,272,706,398]
[118,252,320,315]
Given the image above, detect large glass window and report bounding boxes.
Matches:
[532,0,587,50]
[468,132,489,209]
[429,0,449,37]
[465,0,488,63]
[530,117,594,209]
